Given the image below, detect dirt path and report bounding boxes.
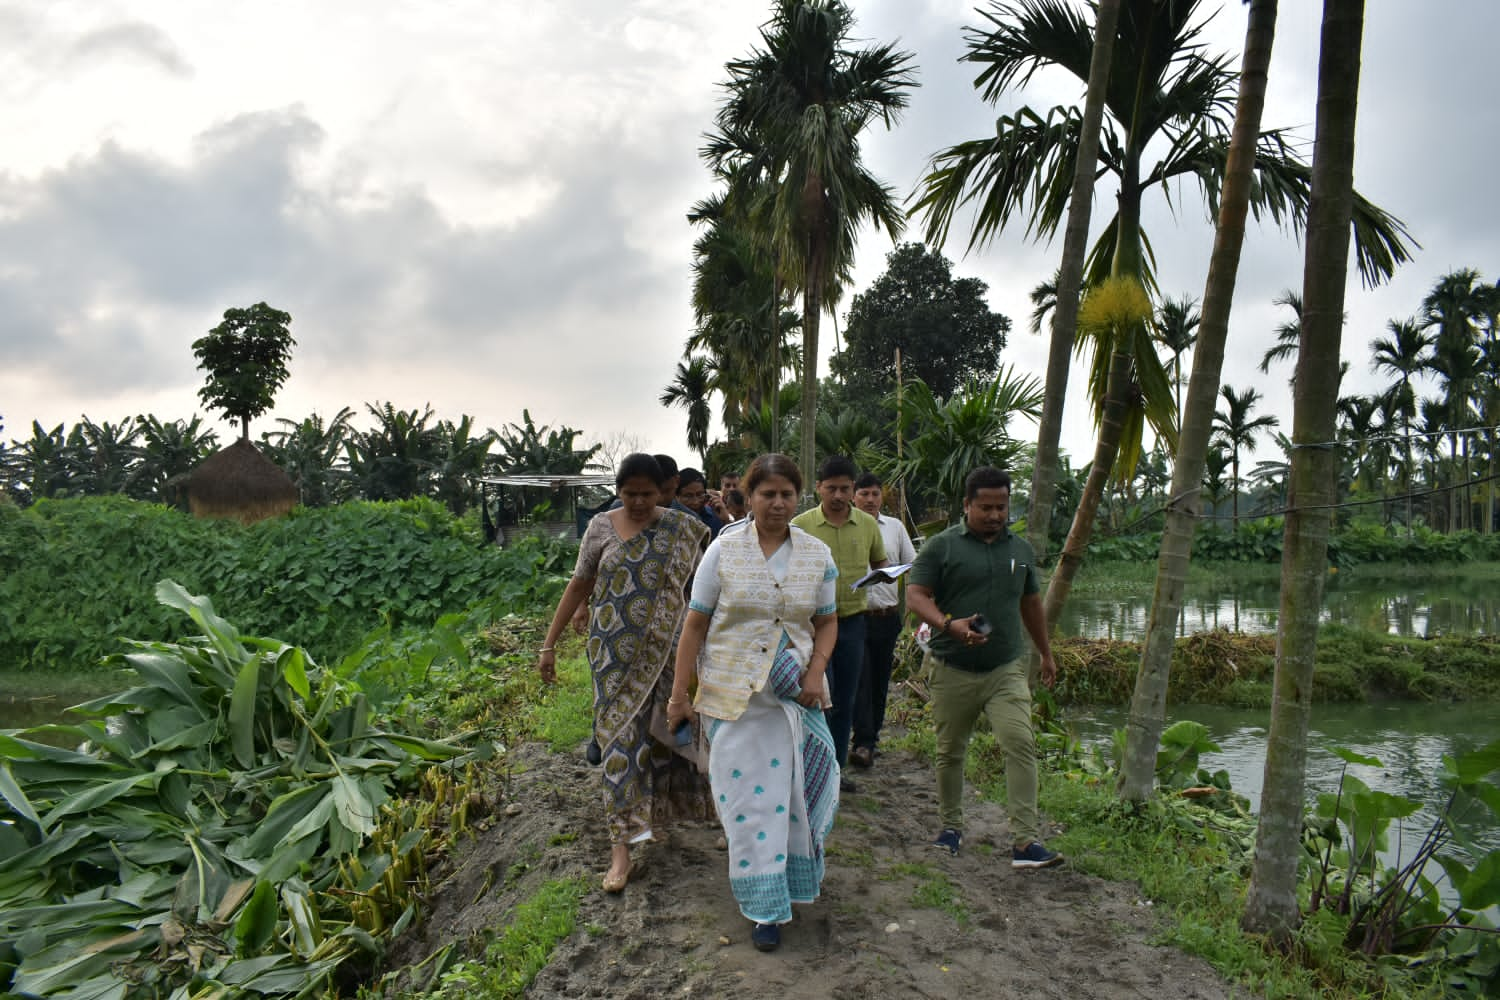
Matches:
[394,738,1239,999]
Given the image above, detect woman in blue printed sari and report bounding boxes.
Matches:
[669,454,840,953]
[539,453,712,893]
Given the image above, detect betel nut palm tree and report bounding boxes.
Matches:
[911,0,1413,622]
[1370,316,1432,533]
[1118,0,1282,805]
[1212,384,1279,529]
[702,0,917,483]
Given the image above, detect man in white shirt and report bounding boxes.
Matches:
[849,472,917,769]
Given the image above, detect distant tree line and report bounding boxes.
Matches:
[0,404,601,516]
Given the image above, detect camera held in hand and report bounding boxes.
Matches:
[970,613,993,636]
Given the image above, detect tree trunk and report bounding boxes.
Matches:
[1043,348,1133,626]
[1027,0,1121,564]
[1118,0,1278,803]
[1242,0,1364,944]
[1231,453,1241,528]
[799,238,824,486]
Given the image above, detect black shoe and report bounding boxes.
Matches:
[932,828,962,855]
[849,745,874,768]
[751,922,781,952]
[839,776,858,794]
[585,739,602,766]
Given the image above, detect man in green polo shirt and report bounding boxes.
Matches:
[791,455,887,786]
[906,466,1063,869]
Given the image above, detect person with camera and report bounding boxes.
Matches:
[905,466,1063,869]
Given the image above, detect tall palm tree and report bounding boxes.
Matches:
[1421,269,1488,531]
[660,357,715,468]
[703,0,917,482]
[1370,316,1431,533]
[687,185,800,437]
[1122,0,1272,803]
[1244,0,1366,943]
[1258,290,1302,382]
[1211,384,1279,528]
[1023,0,1122,565]
[913,0,1414,290]
[1154,294,1200,419]
[912,0,1413,624]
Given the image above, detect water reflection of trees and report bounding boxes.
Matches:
[1061,581,1497,639]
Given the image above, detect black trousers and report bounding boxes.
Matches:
[853,610,903,750]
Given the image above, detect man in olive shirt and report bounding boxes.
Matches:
[791,455,887,785]
[906,466,1063,869]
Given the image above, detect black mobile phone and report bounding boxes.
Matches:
[970,613,993,636]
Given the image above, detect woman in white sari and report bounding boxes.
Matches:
[668,454,840,953]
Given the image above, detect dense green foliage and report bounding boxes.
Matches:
[1,406,600,515]
[0,583,487,999]
[1077,517,1500,566]
[193,302,297,440]
[0,496,573,673]
[888,688,1500,996]
[1035,626,1500,708]
[830,241,1011,412]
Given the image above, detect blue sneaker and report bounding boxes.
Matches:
[751,922,781,952]
[932,828,962,855]
[1011,841,1064,869]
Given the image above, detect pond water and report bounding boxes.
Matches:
[1069,700,1500,905]
[1061,574,1500,639]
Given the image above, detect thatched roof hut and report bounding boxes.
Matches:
[187,438,298,524]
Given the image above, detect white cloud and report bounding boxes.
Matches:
[0,0,1496,473]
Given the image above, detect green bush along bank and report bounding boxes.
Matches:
[1081,516,1500,566]
[1044,626,1500,708]
[0,495,572,673]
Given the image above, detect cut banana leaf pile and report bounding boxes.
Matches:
[0,580,495,999]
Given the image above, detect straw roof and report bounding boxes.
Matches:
[187,438,298,524]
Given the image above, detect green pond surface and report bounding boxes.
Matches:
[1062,574,1500,639]
[1072,700,1500,907]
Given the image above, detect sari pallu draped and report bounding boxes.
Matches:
[707,635,838,925]
[586,508,713,844]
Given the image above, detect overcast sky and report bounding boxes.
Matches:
[2,1,1496,475]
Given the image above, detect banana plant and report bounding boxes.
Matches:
[0,581,490,999]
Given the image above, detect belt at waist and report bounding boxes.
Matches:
[867,606,900,617]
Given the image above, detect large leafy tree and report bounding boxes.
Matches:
[703,0,916,482]
[192,303,296,441]
[830,242,1011,407]
[1243,0,1365,942]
